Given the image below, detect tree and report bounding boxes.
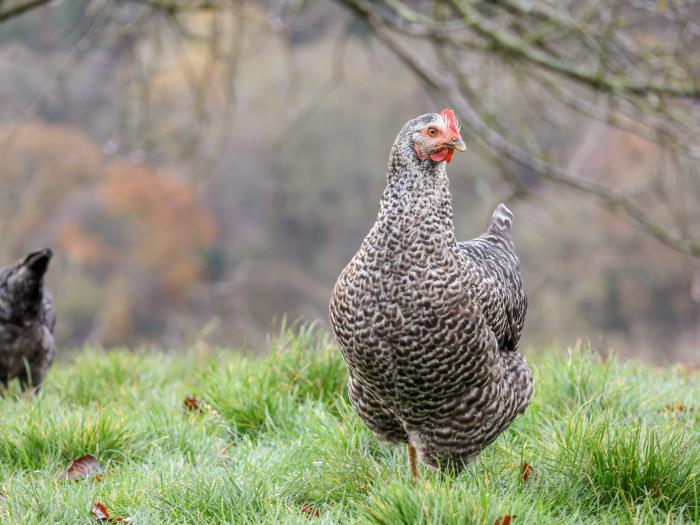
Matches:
[3,0,698,257]
[1,0,699,352]
[332,0,700,258]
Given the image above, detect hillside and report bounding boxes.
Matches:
[0,326,698,524]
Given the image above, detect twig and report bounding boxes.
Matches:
[335,0,700,257]
[0,0,51,24]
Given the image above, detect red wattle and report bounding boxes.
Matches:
[430,147,452,163]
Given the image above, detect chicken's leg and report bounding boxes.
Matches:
[407,444,420,480]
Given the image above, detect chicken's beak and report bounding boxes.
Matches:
[452,137,466,152]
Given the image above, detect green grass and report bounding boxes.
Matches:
[0,326,698,524]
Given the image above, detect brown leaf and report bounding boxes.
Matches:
[58,455,103,481]
[300,503,321,518]
[184,394,201,412]
[663,402,697,413]
[494,515,517,525]
[91,502,110,521]
[91,502,132,523]
[520,462,533,482]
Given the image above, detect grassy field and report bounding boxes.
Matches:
[0,325,698,524]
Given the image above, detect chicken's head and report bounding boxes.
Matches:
[410,108,466,164]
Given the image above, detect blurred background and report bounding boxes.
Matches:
[0,0,698,362]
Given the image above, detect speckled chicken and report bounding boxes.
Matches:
[329,110,533,474]
[0,249,56,391]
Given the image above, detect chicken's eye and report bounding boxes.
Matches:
[427,127,439,137]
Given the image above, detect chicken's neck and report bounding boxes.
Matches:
[3,281,43,322]
[370,145,458,258]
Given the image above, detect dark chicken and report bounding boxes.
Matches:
[329,110,533,475]
[0,249,56,391]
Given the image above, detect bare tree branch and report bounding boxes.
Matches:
[0,0,52,24]
[335,0,700,257]
[125,0,220,13]
[4,0,698,258]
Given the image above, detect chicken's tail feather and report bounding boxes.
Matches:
[488,203,514,236]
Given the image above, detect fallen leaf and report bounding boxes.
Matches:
[91,502,110,521]
[520,462,533,482]
[300,503,321,518]
[58,455,103,481]
[494,515,517,525]
[184,394,201,412]
[217,442,236,456]
[663,402,696,413]
[91,502,132,523]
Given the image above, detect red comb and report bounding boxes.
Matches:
[440,108,460,135]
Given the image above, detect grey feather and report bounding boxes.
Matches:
[329,114,533,471]
[0,248,56,391]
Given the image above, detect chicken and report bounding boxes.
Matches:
[0,249,56,391]
[329,110,533,475]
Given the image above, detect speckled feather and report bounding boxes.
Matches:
[329,113,533,470]
[0,249,56,390]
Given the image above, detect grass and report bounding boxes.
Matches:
[0,325,698,524]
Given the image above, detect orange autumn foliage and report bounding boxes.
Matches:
[100,162,217,299]
[58,220,106,266]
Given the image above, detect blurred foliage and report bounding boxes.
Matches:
[0,0,697,360]
[0,122,218,346]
